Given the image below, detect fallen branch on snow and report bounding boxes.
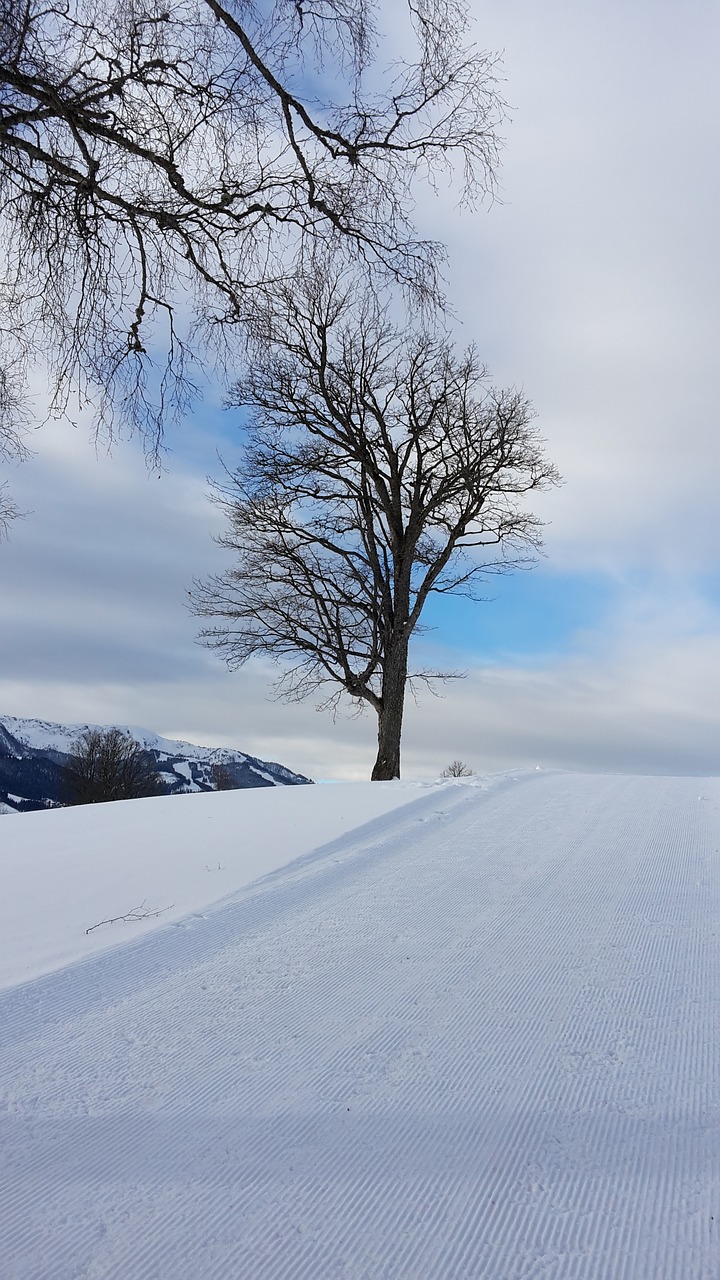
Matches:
[85,900,174,934]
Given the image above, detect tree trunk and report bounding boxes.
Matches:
[371,637,409,780]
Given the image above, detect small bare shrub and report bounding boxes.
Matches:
[441,760,475,778]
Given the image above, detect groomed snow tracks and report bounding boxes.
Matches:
[1,772,718,1277]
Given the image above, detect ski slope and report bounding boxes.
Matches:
[1,772,718,1278]
[0,780,430,988]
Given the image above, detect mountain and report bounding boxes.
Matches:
[0,715,312,812]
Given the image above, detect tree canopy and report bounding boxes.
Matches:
[64,727,165,803]
[0,0,504,455]
[193,274,559,777]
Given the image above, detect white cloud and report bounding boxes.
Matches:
[404,599,720,778]
[412,0,720,575]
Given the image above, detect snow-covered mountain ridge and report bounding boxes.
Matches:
[0,714,311,812]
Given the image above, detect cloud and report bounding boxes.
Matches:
[0,423,222,675]
[405,629,720,780]
[412,0,720,575]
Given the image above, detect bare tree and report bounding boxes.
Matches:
[0,0,505,460]
[212,762,238,791]
[64,727,165,804]
[192,274,560,780]
[441,760,474,777]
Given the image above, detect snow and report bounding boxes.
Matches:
[172,759,193,784]
[2,713,250,764]
[1,771,718,1278]
[0,779,436,989]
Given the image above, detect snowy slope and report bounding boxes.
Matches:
[1,772,718,1278]
[0,779,441,988]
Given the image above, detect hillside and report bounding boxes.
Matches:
[0,714,311,812]
[1,772,718,1278]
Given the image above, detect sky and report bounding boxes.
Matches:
[2,0,720,781]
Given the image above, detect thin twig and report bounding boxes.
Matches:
[85,900,174,934]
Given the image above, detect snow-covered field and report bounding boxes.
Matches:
[1,771,718,1277]
[0,780,431,988]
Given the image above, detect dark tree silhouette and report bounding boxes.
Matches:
[441,760,475,777]
[0,0,505,458]
[193,274,559,780]
[212,762,239,791]
[64,727,165,804]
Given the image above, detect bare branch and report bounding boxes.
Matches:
[0,0,506,457]
[0,479,23,540]
[85,900,174,934]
